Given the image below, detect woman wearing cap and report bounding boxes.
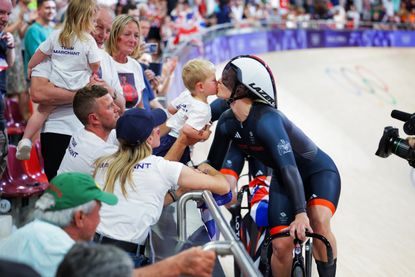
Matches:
[92,108,230,267]
[207,55,341,277]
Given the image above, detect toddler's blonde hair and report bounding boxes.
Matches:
[182,59,215,92]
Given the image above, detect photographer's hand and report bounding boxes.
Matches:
[407,137,415,148]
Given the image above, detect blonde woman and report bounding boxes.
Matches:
[16,0,100,160]
[93,108,230,267]
[106,15,145,109]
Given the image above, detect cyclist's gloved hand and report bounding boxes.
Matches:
[197,190,232,209]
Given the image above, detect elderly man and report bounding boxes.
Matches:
[0,172,216,277]
[0,172,118,277]
[30,5,125,180]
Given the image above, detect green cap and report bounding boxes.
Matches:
[45,172,118,211]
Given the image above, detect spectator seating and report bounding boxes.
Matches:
[21,144,48,184]
[4,97,26,137]
[0,144,48,198]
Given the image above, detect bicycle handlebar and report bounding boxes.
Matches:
[263,231,334,266]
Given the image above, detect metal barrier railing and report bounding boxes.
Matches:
[177,190,262,277]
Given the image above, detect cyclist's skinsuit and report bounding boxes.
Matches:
[208,101,341,235]
[210,98,271,179]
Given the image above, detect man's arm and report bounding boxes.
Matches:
[30,76,75,105]
[89,76,126,113]
[133,247,216,277]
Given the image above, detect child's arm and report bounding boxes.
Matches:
[28,49,49,79]
[182,123,211,141]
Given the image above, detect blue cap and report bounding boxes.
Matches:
[116,108,167,146]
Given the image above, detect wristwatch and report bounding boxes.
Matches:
[168,189,178,202]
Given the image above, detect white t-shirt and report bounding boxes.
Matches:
[112,56,145,109]
[31,60,83,136]
[167,90,212,138]
[95,155,183,244]
[58,128,118,176]
[39,30,101,90]
[0,220,75,277]
[32,49,124,136]
[98,48,123,97]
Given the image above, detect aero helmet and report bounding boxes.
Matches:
[222,55,277,108]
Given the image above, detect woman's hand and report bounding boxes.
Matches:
[144,69,155,81]
[176,130,203,146]
[282,212,313,241]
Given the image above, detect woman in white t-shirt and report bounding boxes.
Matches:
[92,108,230,267]
[106,15,145,109]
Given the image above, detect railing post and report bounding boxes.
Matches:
[176,191,203,241]
[177,190,263,276]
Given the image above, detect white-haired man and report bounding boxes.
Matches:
[0,172,216,277]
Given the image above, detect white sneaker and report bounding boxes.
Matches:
[16,138,32,160]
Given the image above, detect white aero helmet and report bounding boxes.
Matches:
[225,55,277,108]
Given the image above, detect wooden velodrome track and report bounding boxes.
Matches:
[191,47,415,276]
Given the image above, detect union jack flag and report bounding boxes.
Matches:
[249,176,270,227]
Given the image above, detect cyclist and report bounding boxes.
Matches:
[207,55,341,277]
[211,97,271,206]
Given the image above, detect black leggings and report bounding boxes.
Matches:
[269,170,341,234]
[41,132,71,181]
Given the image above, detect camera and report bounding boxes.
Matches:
[375,110,415,167]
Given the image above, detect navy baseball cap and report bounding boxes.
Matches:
[116,108,167,146]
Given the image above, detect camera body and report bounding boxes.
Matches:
[375,110,415,167]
